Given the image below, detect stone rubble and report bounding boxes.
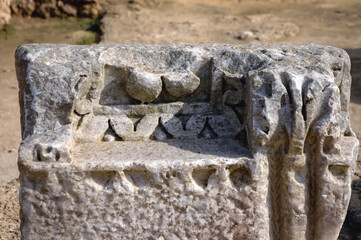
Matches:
[7,0,102,20]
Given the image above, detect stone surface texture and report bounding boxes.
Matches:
[16,44,358,240]
[10,0,34,16]
[0,0,11,26]
[9,0,102,18]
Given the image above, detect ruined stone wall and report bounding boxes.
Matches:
[10,0,102,18]
[0,0,102,27]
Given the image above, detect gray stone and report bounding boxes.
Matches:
[15,43,359,239]
[162,72,200,97]
[126,69,163,103]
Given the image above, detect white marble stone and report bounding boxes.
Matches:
[16,44,358,240]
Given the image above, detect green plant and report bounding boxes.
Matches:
[0,24,16,39]
[76,35,96,45]
[76,19,101,33]
[85,19,101,33]
[60,13,67,20]
[54,18,101,33]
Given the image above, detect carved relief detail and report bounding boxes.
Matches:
[73,65,247,144]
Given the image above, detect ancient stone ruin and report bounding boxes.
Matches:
[0,0,102,27]
[15,44,359,239]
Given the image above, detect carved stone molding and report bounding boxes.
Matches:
[16,44,358,239]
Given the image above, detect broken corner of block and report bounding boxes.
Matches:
[15,43,359,239]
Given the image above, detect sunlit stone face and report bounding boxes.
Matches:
[16,44,358,240]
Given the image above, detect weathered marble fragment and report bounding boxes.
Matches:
[16,44,359,240]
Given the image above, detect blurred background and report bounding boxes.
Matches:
[0,0,360,239]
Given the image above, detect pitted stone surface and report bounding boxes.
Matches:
[16,44,358,240]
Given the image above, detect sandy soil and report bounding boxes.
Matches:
[102,0,361,48]
[0,179,19,240]
[0,0,361,239]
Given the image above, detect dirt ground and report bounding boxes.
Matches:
[0,0,361,239]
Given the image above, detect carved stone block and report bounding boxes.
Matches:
[16,44,359,239]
